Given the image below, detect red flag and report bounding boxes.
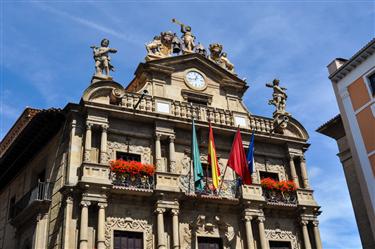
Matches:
[227,129,252,185]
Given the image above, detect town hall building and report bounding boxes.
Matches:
[0,21,322,249]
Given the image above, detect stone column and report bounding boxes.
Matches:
[244,216,254,249]
[171,209,180,249]
[288,156,300,188]
[84,123,92,162]
[63,196,74,249]
[301,220,312,249]
[155,134,163,171]
[155,208,166,249]
[169,135,176,173]
[312,220,322,249]
[299,156,310,189]
[97,203,107,249]
[34,213,49,249]
[257,217,268,249]
[100,125,108,164]
[79,201,91,249]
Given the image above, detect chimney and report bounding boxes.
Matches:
[327,58,348,76]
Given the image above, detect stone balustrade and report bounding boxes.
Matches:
[119,92,274,132]
[262,189,297,206]
[296,189,318,206]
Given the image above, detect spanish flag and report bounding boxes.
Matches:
[208,122,221,189]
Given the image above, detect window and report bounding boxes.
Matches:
[368,72,375,96]
[198,237,223,249]
[116,152,141,162]
[114,231,143,249]
[269,241,291,249]
[259,171,279,181]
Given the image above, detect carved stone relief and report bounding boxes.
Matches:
[265,229,299,249]
[107,141,151,164]
[105,217,153,249]
[181,214,236,249]
[255,156,287,181]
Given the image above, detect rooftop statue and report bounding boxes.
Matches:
[145,31,177,61]
[91,38,117,78]
[209,43,236,74]
[266,79,288,114]
[195,42,207,57]
[172,18,196,54]
[266,79,290,133]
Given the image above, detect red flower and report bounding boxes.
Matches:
[261,178,297,192]
[110,160,156,177]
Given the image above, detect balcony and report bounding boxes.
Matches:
[116,92,274,133]
[263,189,297,207]
[179,175,238,199]
[112,174,154,190]
[11,182,52,226]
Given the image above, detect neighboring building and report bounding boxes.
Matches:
[0,25,322,249]
[317,38,375,248]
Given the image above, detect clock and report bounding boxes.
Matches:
[185,70,206,90]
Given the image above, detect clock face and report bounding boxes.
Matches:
[185,70,206,89]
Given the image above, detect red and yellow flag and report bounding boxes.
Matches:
[208,122,221,189]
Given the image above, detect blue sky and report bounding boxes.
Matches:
[1,1,374,248]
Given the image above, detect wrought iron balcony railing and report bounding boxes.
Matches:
[112,173,154,190]
[179,175,238,199]
[13,182,52,218]
[262,189,297,206]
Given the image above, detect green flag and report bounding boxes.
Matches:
[192,119,204,191]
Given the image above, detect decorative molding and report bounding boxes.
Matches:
[105,217,153,249]
[265,229,298,249]
[107,141,151,164]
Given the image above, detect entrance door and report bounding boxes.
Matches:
[197,237,223,249]
[114,231,143,249]
[269,241,292,249]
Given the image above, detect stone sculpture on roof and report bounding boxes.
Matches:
[172,18,196,54]
[144,20,236,74]
[266,79,290,133]
[266,79,288,114]
[145,31,177,61]
[91,38,117,79]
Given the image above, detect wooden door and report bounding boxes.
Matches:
[197,237,223,249]
[114,231,143,249]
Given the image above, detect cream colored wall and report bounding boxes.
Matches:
[150,64,248,114]
[0,129,68,249]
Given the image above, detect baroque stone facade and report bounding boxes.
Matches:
[0,30,322,249]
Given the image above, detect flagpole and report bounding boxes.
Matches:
[217,164,228,195]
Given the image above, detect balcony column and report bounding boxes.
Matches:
[155,207,166,249]
[244,216,254,249]
[312,220,322,249]
[34,213,49,249]
[301,220,312,249]
[84,123,92,162]
[97,202,107,249]
[257,216,268,249]
[288,155,300,188]
[299,156,310,189]
[171,209,180,249]
[100,124,108,164]
[63,196,74,248]
[79,201,91,249]
[155,133,163,171]
[169,135,177,173]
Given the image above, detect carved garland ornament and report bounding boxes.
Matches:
[182,215,235,249]
[105,217,153,249]
[265,229,298,249]
[107,141,151,164]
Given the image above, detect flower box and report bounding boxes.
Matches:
[110,160,155,189]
